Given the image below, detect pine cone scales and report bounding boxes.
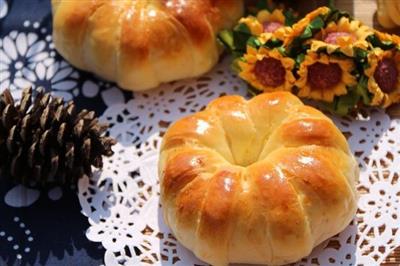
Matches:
[0,87,116,187]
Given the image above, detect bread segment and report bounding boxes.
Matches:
[161,112,235,163]
[207,96,258,166]
[247,161,313,264]
[159,92,359,265]
[82,1,127,81]
[259,116,349,159]
[52,0,102,69]
[195,170,240,266]
[52,0,244,91]
[269,146,357,246]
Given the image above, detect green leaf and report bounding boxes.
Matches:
[265,38,283,49]
[330,49,349,58]
[277,46,287,56]
[324,9,352,24]
[231,58,243,73]
[218,30,235,51]
[322,100,338,114]
[247,36,262,48]
[284,10,297,26]
[353,47,369,69]
[298,16,324,39]
[300,26,313,39]
[234,22,251,34]
[354,47,368,61]
[367,34,394,50]
[356,75,371,105]
[295,53,305,66]
[310,16,325,29]
[326,76,372,115]
[247,84,262,97]
[286,40,308,58]
[233,23,252,52]
[334,88,360,115]
[287,16,324,56]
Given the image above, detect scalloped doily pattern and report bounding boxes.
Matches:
[78,57,400,266]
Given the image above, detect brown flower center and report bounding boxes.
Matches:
[254,57,286,87]
[324,31,355,44]
[374,58,398,93]
[263,21,284,33]
[307,62,343,90]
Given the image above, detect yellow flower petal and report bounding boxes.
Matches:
[256,9,286,25]
[239,17,263,35]
[284,6,330,46]
[239,46,296,92]
[309,17,373,57]
[364,48,400,107]
[295,52,356,102]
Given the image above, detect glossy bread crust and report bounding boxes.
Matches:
[159,92,359,266]
[51,0,244,91]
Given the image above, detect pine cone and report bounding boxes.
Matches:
[0,87,116,187]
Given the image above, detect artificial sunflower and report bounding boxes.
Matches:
[239,16,264,36]
[238,8,293,46]
[257,9,286,32]
[375,30,396,43]
[364,48,400,107]
[309,17,373,57]
[368,30,400,50]
[284,6,331,46]
[238,46,296,92]
[239,9,287,36]
[392,34,400,47]
[296,52,357,102]
[259,26,292,45]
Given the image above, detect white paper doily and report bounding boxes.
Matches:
[77,57,400,266]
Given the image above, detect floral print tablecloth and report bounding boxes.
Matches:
[1,1,400,266]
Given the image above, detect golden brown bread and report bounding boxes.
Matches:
[51,0,244,91]
[159,92,359,266]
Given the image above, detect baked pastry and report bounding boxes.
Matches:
[51,0,244,91]
[159,92,358,266]
[376,0,400,29]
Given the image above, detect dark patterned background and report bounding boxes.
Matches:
[0,0,132,265]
